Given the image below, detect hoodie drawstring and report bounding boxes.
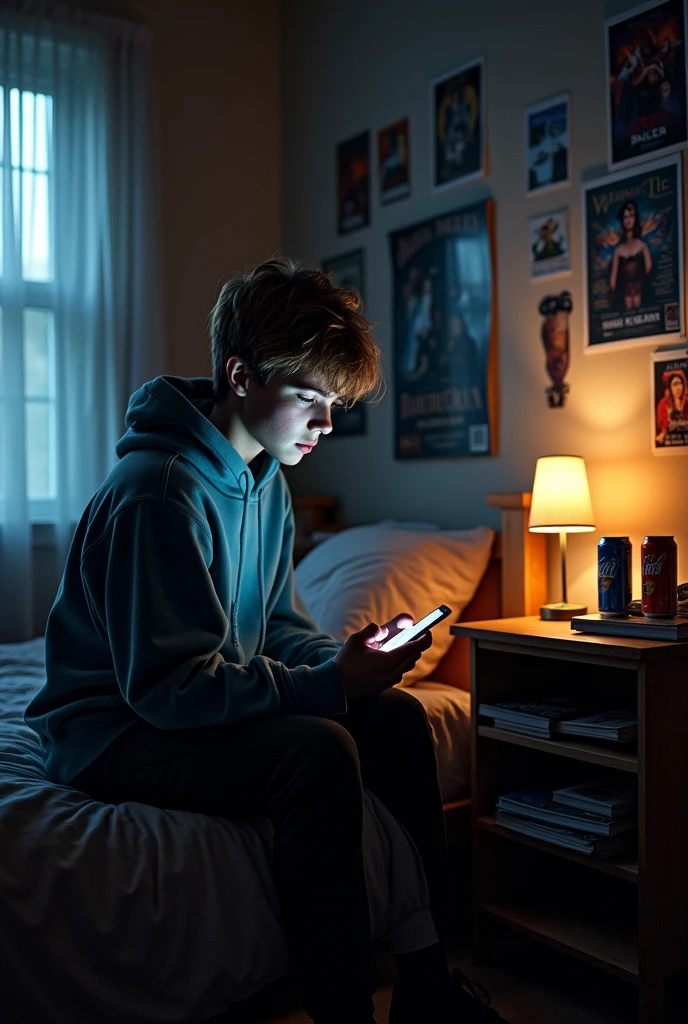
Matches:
[232,474,250,650]
[257,492,266,651]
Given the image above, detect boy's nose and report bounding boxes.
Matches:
[311,410,333,434]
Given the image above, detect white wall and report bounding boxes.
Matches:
[281,0,686,611]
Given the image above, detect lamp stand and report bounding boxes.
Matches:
[540,530,587,621]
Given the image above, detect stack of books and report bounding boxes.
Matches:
[478,700,638,744]
[495,776,637,857]
[476,699,588,739]
[557,710,637,743]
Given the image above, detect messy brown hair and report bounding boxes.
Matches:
[209,256,383,408]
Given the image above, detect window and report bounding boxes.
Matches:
[0,85,56,519]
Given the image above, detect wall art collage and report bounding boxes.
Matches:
[323,0,688,457]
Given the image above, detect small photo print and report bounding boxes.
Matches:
[431,57,485,191]
[337,131,370,235]
[378,118,411,204]
[652,345,688,453]
[665,301,681,330]
[529,208,572,280]
[525,92,570,195]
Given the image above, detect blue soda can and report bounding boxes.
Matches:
[598,537,632,616]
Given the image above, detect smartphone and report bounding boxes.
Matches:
[379,605,452,652]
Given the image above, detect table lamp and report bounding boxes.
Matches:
[528,455,595,621]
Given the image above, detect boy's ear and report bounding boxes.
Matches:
[225,356,251,397]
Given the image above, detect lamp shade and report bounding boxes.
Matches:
[528,456,595,533]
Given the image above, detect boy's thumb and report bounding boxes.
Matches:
[360,621,387,643]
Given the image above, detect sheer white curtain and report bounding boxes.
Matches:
[0,2,163,642]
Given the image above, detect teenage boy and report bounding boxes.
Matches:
[25,257,506,1024]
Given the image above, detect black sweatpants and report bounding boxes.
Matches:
[71,686,450,1024]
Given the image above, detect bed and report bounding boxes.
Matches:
[0,492,545,1024]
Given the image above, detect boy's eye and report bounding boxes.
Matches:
[297,395,317,405]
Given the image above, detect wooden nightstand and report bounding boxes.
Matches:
[450,616,688,1023]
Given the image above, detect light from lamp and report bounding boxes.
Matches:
[529,455,595,534]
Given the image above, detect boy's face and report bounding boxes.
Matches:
[242,370,338,465]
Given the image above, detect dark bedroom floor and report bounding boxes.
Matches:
[211,928,639,1024]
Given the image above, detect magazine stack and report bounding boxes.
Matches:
[495,775,637,857]
[476,699,588,739]
[478,700,638,744]
[557,709,637,743]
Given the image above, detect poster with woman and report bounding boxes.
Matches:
[582,154,683,351]
[525,93,570,195]
[431,57,485,191]
[337,131,370,234]
[651,345,688,452]
[606,0,688,170]
[378,118,411,204]
[321,249,367,435]
[389,201,497,459]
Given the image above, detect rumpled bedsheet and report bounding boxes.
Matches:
[0,639,435,1024]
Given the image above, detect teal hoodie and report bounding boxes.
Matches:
[24,375,346,784]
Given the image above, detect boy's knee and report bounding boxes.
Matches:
[290,717,361,779]
[378,687,433,741]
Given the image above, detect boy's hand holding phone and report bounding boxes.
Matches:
[333,606,450,699]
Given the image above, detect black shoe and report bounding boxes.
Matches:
[450,967,509,1022]
[388,969,509,1023]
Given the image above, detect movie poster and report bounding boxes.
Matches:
[606,0,688,169]
[525,93,570,195]
[389,202,497,459]
[337,131,370,234]
[431,58,485,191]
[582,154,683,351]
[529,208,572,280]
[651,345,688,452]
[321,249,367,435]
[378,118,411,204]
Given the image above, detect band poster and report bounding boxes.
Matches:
[321,249,367,435]
[389,201,497,460]
[337,131,370,234]
[651,345,688,453]
[378,118,411,204]
[606,0,688,170]
[582,154,683,351]
[431,57,485,191]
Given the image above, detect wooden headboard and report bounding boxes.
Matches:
[291,490,548,693]
[432,492,547,691]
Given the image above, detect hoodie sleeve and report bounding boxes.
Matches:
[261,503,346,695]
[83,500,346,730]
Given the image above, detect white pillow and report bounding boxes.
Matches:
[294,524,494,687]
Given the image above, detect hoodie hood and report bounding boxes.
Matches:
[116,375,281,495]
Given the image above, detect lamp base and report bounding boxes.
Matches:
[540,602,587,622]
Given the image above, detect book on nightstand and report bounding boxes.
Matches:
[556,710,637,743]
[495,788,637,837]
[477,699,588,738]
[571,613,688,641]
[494,812,635,857]
[551,777,637,819]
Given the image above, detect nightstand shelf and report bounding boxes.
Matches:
[479,899,639,983]
[478,815,640,882]
[451,616,688,1023]
[477,724,639,773]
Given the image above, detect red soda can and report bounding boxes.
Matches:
[641,536,677,617]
